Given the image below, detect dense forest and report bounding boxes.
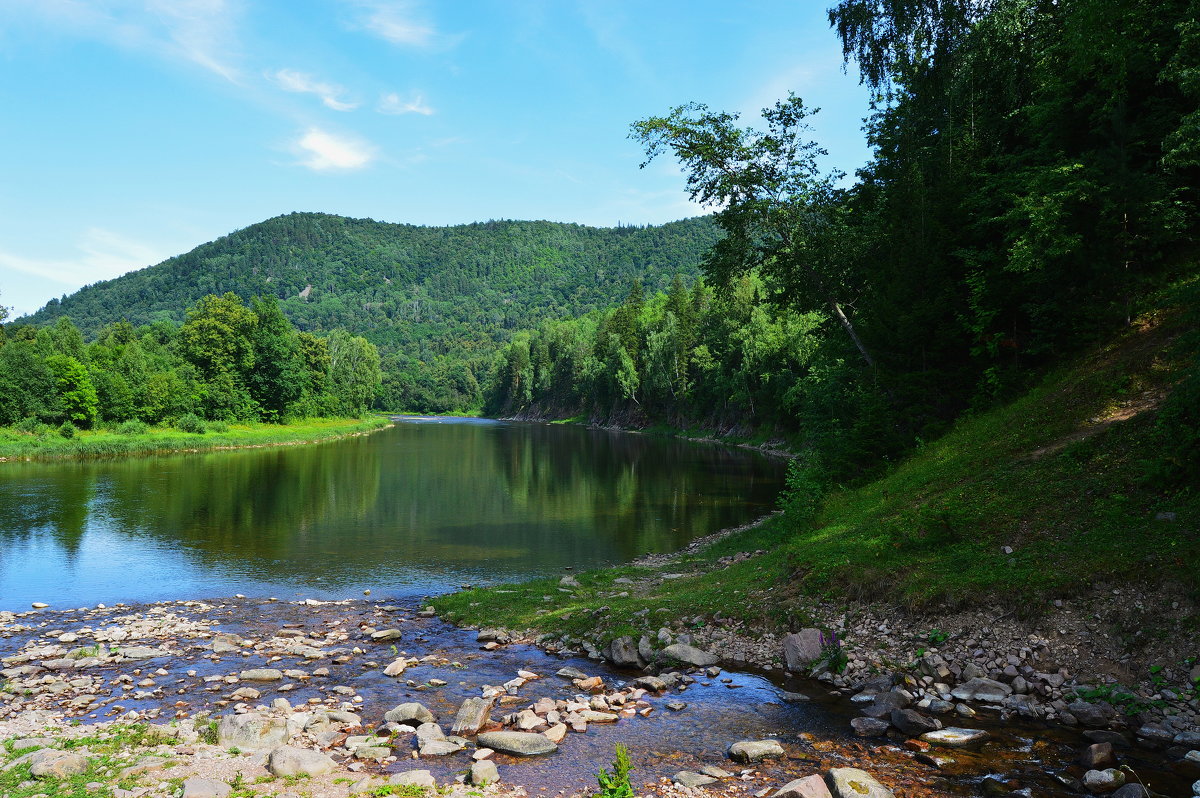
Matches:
[22,215,718,413]
[0,293,381,434]
[488,0,1200,485]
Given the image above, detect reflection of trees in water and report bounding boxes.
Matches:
[0,425,784,587]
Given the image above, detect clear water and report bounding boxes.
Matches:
[0,419,786,610]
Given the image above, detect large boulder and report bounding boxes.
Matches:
[826,768,894,798]
[950,678,1012,703]
[1068,701,1116,728]
[662,643,719,667]
[451,697,493,735]
[850,717,890,738]
[1082,768,1125,794]
[728,739,784,763]
[890,708,941,736]
[28,750,88,779]
[267,746,336,777]
[180,777,231,798]
[217,713,289,750]
[384,702,436,727]
[782,629,824,672]
[775,775,834,798]
[606,636,644,668]
[860,691,909,719]
[476,731,557,756]
[470,760,500,786]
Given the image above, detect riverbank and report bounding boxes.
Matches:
[0,417,392,462]
[3,595,1196,798]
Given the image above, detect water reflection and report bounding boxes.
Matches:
[0,421,784,609]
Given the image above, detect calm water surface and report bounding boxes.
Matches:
[0,419,784,610]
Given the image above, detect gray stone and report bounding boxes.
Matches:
[826,768,894,798]
[476,731,557,756]
[180,777,231,798]
[1135,724,1174,744]
[370,629,403,641]
[951,678,1013,703]
[239,668,283,682]
[1081,768,1124,794]
[782,629,824,672]
[1109,785,1148,798]
[389,770,436,789]
[1175,731,1200,746]
[11,738,53,751]
[780,691,810,702]
[860,691,909,719]
[1084,730,1130,748]
[28,750,88,779]
[633,675,668,692]
[673,771,717,788]
[384,702,436,727]
[267,746,336,777]
[1068,701,1114,728]
[701,766,732,779]
[355,746,390,762]
[556,666,588,679]
[890,708,940,736]
[662,643,719,667]
[775,775,833,798]
[919,728,989,748]
[470,760,500,786]
[477,629,512,644]
[417,739,462,757]
[451,697,493,736]
[1079,742,1117,770]
[606,636,644,668]
[217,713,288,750]
[850,717,889,738]
[728,739,784,763]
[116,646,168,660]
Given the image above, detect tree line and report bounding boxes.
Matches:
[0,293,380,431]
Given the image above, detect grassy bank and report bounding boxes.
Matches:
[0,416,391,461]
[432,279,1199,642]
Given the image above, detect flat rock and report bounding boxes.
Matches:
[1082,768,1125,793]
[117,646,168,660]
[476,731,557,756]
[775,775,834,798]
[239,668,283,682]
[180,777,231,798]
[389,770,437,789]
[371,629,403,641]
[674,771,717,788]
[890,708,940,735]
[850,717,889,738]
[470,760,500,786]
[418,739,462,757]
[919,728,988,748]
[217,713,289,750]
[384,702,436,727]
[267,746,336,777]
[383,658,408,677]
[827,768,895,798]
[950,678,1012,703]
[556,666,588,679]
[728,739,784,763]
[662,643,719,667]
[860,691,909,718]
[28,749,89,779]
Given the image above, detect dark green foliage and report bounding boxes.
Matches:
[22,214,719,413]
[175,413,207,434]
[57,420,77,439]
[116,420,148,435]
[596,744,634,798]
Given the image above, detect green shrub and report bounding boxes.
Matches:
[117,419,149,435]
[175,413,207,434]
[207,420,230,433]
[58,421,78,439]
[596,744,634,798]
[14,416,45,434]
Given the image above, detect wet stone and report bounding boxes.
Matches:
[728,739,784,763]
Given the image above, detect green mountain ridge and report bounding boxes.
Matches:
[23,212,719,411]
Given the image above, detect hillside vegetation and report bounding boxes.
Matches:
[22,214,718,413]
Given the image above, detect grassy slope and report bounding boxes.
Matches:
[433,278,1199,640]
[0,417,391,461]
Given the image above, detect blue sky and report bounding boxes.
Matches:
[0,1,872,318]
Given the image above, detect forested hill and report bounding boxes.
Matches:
[23,212,719,411]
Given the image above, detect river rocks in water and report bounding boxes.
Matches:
[1079,742,1117,769]
[1082,768,1125,793]
[267,746,336,777]
[1083,730,1130,748]
[239,668,282,682]
[470,759,500,786]
[890,708,941,735]
[1175,731,1200,746]
[1068,701,1115,728]
[775,775,833,798]
[728,739,784,763]
[1134,723,1174,745]
[919,728,988,747]
[826,768,894,798]
[782,629,824,672]
[476,731,558,756]
[477,629,512,645]
[217,713,288,750]
[451,697,493,735]
[674,771,718,788]
[606,636,644,668]
[370,629,402,642]
[384,702,436,727]
[860,691,910,719]
[116,645,168,660]
[951,678,1012,703]
[180,777,231,798]
[633,675,668,692]
[383,658,408,677]
[556,666,588,679]
[666,701,687,711]
[850,717,890,737]
[28,749,88,778]
[389,770,437,789]
[662,643,719,667]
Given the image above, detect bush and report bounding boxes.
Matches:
[206,420,230,433]
[596,744,634,798]
[117,420,149,435]
[175,413,207,434]
[58,421,78,439]
[14,416,47,435]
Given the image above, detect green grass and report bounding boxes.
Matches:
[0,416,391,461]
[434,278,1199,641]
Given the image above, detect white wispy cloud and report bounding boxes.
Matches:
[292,128,376,171]
[342,0,458,49]
[270,69,359,111]
[377,91,433,116]
[0,228,167,287]
[9,0,243,82]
